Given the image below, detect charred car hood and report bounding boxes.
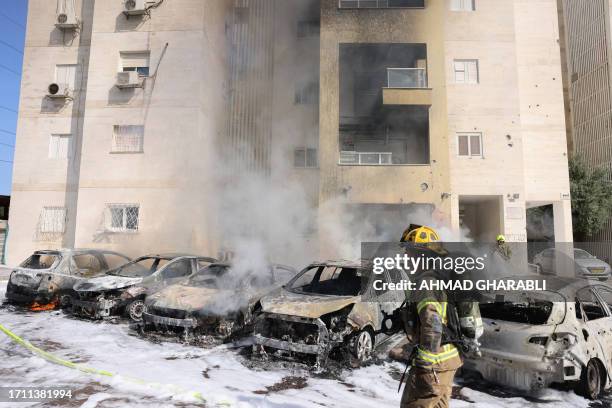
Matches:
[74,275,142,292]
[147,285,262,312]
[260,290,358,319]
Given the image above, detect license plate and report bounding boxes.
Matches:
[590,268,605,274]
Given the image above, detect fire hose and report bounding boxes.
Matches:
[0,322,230,406]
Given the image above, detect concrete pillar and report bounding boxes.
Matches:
[553,200,573,242]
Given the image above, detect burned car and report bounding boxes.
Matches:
[253,261,405,366]
[71,254,216,320]
[141,263,296,339]
[5,249,130,309]
[463,277,612,399]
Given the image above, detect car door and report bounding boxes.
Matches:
[576,287,612,367]
[592,286,612,367]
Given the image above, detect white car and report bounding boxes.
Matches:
[533,248,611,281]
[464,277,612,399]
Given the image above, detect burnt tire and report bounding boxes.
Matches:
[126,299,146,322]
[59,293,73,309]
[350,330,374,363]
[578,359,603,399]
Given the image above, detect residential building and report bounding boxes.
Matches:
[7,0,573,265]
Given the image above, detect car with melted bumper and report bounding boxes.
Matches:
[252,260,405,366]
[5,249,130,307]
[463,276,612,399]
[71,254,216,320]
[141,262,296,339]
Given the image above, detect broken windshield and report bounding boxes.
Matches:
[187,264,230,288]
[108,256,170,278]
[20,253,60,270]
[288,266,362,296]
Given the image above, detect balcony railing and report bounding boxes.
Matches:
[340,151,392,165]
[339,0,425,8]
[387,68,427,88]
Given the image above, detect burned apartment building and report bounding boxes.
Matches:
[558,0,612,259]
[7,0,573,265]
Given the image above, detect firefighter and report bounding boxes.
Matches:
[396,226,483,408]
[495,234,512,261]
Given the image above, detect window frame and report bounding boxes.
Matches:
[48,133,73,160]
[54,64,78,92]
[106,203,140,233]
[39,206,67,234]
[294,147,319,168]
[450,0,475,11]
[338,0,425,9]
[456,132,483,157]
[453,59,479,84]
[119,51,151,78]
[111,125,145,154]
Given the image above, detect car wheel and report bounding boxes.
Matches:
[579,359,603,399]
[351,330,373,362]
[127,299,146,322]
[59,294,73,309]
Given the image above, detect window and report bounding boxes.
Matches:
[454,59,479,84]
[120,51,150,77]
[48,134,72,159]
[39,207,66,233]
[577,288,608,321]
[107,204,139,232]
[112,125,144,153]
[339,0,424,8]
[450,0,475,11]
[160,259,192,279]
[294,147,318,168]
[100,252,131,270]
[297,20,320,38]
[55,64,77,92]
[72,254,103,277]
[295,81,319,105]
[457,133,482,157]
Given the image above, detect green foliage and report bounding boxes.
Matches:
[569,157,612,239]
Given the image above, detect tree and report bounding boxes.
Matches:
[569,157,612,240]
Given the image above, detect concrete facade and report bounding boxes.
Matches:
[7,0,573,265]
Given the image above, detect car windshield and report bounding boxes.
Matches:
[574,249,593,260]
[20,253,60,270]
[186,264,230,288]
[109,256,171,277]
[288,265,362,296]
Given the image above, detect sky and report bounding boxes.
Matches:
[0,1,27,196]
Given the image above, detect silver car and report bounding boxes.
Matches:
[464,277,612,399]
[533,248,611,281]
[5,249,131,307]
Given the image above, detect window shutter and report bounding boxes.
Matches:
[467,61,479,83]
[120,52,150,69]
[458,135,469,156]
[55,65,77,91]
[470,135,481,156]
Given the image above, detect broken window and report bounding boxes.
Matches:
[112,125,144,153]
[120,51,150,77]
[450,0,475,11]
[577,287,608,321]
[20,253,60,270]
[48,134,72,159]
[294,147,318,168]
[72,254,103,277]
[454,59,479,84]
[289,266,362,296]
[596,287,612,312]
[160,259,192,280]
[339,44,430,165]
[106,204,139,232]
[39,206,66,233]
[457,133,482,157]
[339,0,424,8]
[101,252,130,270]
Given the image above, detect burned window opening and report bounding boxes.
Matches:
[339,43,430,165]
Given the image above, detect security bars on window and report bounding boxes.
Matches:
[106,204,139,232]
[112,125,144,153]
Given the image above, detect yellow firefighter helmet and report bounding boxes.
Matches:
[400,224,441,243]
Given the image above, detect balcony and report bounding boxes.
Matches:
[340,151,393,165]
[383,68,432,106]
[339,0,425,8]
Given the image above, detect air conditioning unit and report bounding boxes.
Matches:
[116,71,143,89]
[47,83,71,99]
[123,0,147,15]
[55,12,79,29]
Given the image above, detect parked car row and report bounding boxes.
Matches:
[4,249,407,366]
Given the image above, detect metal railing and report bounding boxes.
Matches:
[387,68,427,88]
[339,0,424,8]
[340,151,393,165]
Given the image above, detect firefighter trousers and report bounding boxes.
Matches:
[400,366,457,408]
